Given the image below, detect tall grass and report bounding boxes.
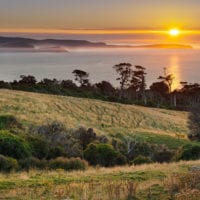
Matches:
[0,160,199,199]
[0,89,189,140]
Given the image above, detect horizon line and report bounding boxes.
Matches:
[1,28,200,35]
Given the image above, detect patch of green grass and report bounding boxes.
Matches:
[134,132,189,149]
[138,184,169,200]
[0,181,16,190]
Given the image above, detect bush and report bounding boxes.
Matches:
[0,115,20,130]
[176,143,200,161]
[0,130,31,159]
[132,155,152,165]
[84,143,119,167]
[19,157,47,171]
[26,136,49,159]
[47,146,65,159]
[126,141,152,160]
[0,155,18,172]
[49,157,88,171]
[152,144,174,163]
[115,153,127,165]
[32,121,83,158]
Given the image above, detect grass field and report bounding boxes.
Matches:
[0,89,199,199]
[0,160,199,200]
[0,89,190,148]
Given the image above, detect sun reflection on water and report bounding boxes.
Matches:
[168,55,181,90]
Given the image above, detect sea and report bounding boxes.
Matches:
[0,48,199,89]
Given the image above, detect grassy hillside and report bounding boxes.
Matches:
[0,89,190,148]
[0,89,199,200]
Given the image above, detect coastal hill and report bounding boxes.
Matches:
[0,89,190,149]
[0,36,193,52]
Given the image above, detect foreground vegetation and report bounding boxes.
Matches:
[0,89,199,167]
[0,160,200,200]
[0,89,199,199]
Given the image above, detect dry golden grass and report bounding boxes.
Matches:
[0,160,199,200]
[0,89,189,138]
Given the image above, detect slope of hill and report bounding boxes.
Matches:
[0,89,190,146]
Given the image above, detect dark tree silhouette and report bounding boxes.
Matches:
[19,75,37,85]
[150,81,169,96]
[72,69,89,87]
[132,65,147,104]
[158,68,174,93]
[95,81,116,96]
[113,63,132,99]
[61,80,77,89]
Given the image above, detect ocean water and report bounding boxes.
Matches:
[0,48,199,88]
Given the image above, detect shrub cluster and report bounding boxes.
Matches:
[49,157,88,171]
[84,143,126,167]
[175,143,200,161]
[0,116,199,172]
[0,155,18,172]
[132,155,153,165]
[0,156,88,172]
[0,130,31,159]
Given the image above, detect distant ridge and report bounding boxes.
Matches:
[0,36,193,52]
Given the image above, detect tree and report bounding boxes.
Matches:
[150,81,169,96]
[95,81,116,97]
[72,69,89,87]
[113,63,132,99]
[19,75,37,85]
[158,68,174,93]
[158,68,175,107]
[149,81,170,107]
[61,80,77,89]
[131,65,147,104]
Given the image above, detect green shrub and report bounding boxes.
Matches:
[47,146,65,159]
[0,130,31,159]
[0,154,18,172]
[26,136,49,159]
[126,141,152,160]
[84,143,119,167]
[132,155,152,165]
[0,115,20,130]
[19,157,47,171]
[176,143,200,161]
[115,153,127,165]
[49,157,88,171]
[152,144,174,163]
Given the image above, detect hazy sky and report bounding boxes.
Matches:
[1,0,200,31]
[1,0,200,45]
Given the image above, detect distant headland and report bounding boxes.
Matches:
[0,36,193,52]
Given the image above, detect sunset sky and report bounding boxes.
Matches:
[1,0,200,44]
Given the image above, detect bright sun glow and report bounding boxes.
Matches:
[169,29,180,36]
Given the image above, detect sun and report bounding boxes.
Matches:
[169,29,180,36]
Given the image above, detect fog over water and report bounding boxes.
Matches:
[0,48,199,89]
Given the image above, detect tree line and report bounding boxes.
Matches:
[0,62,199,109]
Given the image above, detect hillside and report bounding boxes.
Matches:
[0,89,199,200]
[0,89,190,146]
